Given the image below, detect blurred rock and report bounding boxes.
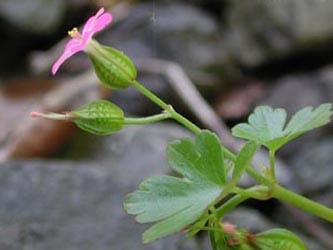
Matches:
[62,123,193,186]
[312,189,333,212]
[0,124,199,250]
[260,75,327,115]
[0,78,78,161]
[0,0,67,34]
[215,80,267,119]
[224,207,277,233]
[224,0,333,67]
[289,138,333,193]
[318,64,333,97]
[103,2,223,72]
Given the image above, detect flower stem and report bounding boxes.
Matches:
[272,184,333,222]
[131,80,201,133]
[209,216,225,250]
[131,79,333,223]
[269,150,276,182]
[124,113,170,125]
[215,194,249,219]
[221,146,269,185]
[131,80,265,183]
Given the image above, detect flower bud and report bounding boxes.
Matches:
[85,40,137,89]
[70,100,124,135]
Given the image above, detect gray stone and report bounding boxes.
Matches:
[260,75,327,115]
[103,2,223,72]
[318,65,333,98]
[0,124,199,250]
[224,207,277,232]
[224,0,333,67]
[63,124,193,188]
[311,189,333,212]
[290,138,333,193]
[0,0,67,34]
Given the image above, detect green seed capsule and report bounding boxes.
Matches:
[86,40,137,89]
[253,229,306,250]
[71,100,124,135]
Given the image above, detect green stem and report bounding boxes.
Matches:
[221,146,269,185]
[215,194,249,219]
[272,184,333,222]
[131,79,333,224]
[269,150,276,182]
[131,81,171,111]
[124,113,170,125]
[234,186,271,200]
[209,216,225,250]
[209,230,219,250]
[131,80,266,184]
[132,80,201,133]
[193,226,224,233]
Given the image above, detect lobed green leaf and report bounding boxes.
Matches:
[124,131,226,243]
[232,104,332,151]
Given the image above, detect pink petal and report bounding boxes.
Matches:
[95,7,105,17]
[82,8,112,41]
[82,8,104,36]
[51,7,112,75]
[52,39,85,75]
[92,13,112,33]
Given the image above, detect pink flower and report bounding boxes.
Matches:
[52,7,112,75]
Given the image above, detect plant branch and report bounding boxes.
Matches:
[124,112,170,125]
[135,58,292,186]
[131,80,267,184]
[131,80,201,133]
[272,184,333,222]
[269,150,276,181]
[215,194,249,219]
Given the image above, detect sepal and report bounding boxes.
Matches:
[86,40,137,89]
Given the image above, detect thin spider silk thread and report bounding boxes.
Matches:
[150,0,157,57]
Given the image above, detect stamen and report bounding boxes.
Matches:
[68,27,81,39]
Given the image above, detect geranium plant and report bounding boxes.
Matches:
[32,8,333,250]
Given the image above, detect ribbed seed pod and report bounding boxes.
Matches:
[253,229,306,250]
[71,100,124,135]
[86,40,137,89]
